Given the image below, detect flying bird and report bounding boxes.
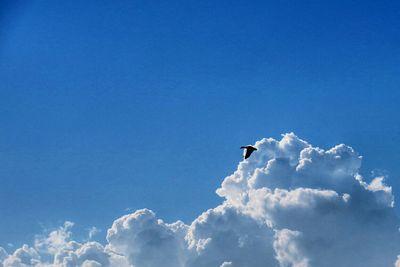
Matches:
[240,145,257,159]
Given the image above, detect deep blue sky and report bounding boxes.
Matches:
[1,0,399,247]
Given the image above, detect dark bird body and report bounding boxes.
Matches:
[240,145,257,159]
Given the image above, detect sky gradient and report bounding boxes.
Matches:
[1,0,400,251]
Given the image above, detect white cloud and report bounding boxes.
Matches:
[106,208,188,267]
[1,133,399,266]
[2,245,41,267]
[395,256,400,267]
[35,221,74,255]
[273,229,309,267]
[81,260,101,267]
[0,247,8,262]
[87,227,101,241]
[218,133,399,266]
[185,204,276,267]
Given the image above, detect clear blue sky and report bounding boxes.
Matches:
[1,0,399,247]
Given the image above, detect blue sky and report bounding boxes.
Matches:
[1,0,399,249]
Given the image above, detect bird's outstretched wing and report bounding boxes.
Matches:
[241,145,257,159]
[244,149,253,159]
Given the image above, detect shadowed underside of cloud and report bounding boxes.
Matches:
[1,133,399,267]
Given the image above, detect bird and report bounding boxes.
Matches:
[240,145,257,159]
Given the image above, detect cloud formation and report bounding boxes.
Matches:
[1,133,399,266]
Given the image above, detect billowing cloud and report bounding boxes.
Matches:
[185,204,276,267]
[106,209,188,267]
[1,133,399,266]
[2,245,40,267]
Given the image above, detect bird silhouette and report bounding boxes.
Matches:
[240,145,257,159]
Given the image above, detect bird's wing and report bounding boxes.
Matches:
[244,149,253,159]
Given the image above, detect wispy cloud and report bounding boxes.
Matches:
[88,227,101,241]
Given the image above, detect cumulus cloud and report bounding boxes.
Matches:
[1,133,399,266]
[106,208,188,267]
[273,229,309,267]
[185,204,276,267]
